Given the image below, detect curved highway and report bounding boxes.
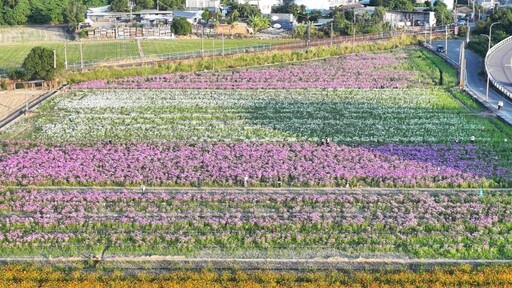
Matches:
[487,40,512,94]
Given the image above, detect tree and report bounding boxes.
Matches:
[172,17,192,35]
[64,0,86,31]
[228,9,239,24]
[433,2,452,25]
[292,23,307,38]
[159,0,185,10]
[3,0,30,25]
[383,0,414,11]
[247,15,270,32]
[272,3,306,20]
[133,0,153,10]
[84,0,110,6]
[111,0,129,12]
[228,3,260,20]
[22,47,61,81]
[201,9,211,21]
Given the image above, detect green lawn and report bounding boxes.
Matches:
[0,39,295,71]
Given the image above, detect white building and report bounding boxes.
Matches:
[385,10,436,27]
[328,0,358,8]
[185,0,221,10]
[478,0,498,9]
[234,0,282,14]
[173,10,204,24]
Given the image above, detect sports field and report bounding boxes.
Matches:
[0,38,295,71]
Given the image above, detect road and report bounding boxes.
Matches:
[486,40,512,92]
[431,39,512,124]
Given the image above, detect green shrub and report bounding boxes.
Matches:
[172,18,192,36]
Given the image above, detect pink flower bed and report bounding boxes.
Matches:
[0,142,505,187]
[73,53,415,90]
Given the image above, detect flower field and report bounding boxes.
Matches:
[0,188,511,259]
[72,53,417,90]
[2,88,508,144]
[0,142,510,187]
[1,47,512,274]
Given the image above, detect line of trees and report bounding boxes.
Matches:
[0,0,185,28]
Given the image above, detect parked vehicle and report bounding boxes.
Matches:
[436,45,445,53]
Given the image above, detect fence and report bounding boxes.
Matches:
[0,27,446,75]
[66,30,425,71]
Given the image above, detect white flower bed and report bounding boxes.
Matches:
[2,88,494,143]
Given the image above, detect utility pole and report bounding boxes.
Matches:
[64,41,68,70]
[25,85,28,116]
[472,0,475,21]
[222,34,225,56]
[424,25,427,44]
[306,20,311,46]
[352,9,356,53]
[201,24,204,57]
[459,42,465,88]
[429,25,432,46]
[445,25,448,57]
[466,19,470,43]
[330,21,333,45]
[79,40,84,71]
[453,0,458,25]
[53,50,56,69]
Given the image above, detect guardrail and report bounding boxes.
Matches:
[484,35,512,99]
[0,86,66,130]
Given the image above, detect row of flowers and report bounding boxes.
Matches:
[0,142,509,187]
[2,264,512,286]
[3,88,503,144]
[72,53,417,90]
[0,189,511,258]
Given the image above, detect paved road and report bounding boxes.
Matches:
[486,40,512,92]
[431,40,512,124]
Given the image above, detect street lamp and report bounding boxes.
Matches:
[488,21,501,51]
[485,21,501,101]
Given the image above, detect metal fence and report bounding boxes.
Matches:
[0,27,446,75]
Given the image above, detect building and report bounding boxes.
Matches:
[268,13,297,30]
[86,5,125,23]
[215,23,250,34]
[477,0,498,8]
[86,5,174,24]
[185,0,221,10]
[385,10,436,27]
[173,10,204,24]
[328,0,358,7]
[337,3,366,12]
[234,0,282,14]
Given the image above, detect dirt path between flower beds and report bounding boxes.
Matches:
[2,256,512,271]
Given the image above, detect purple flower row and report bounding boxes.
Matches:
[72,53,415,90]
[0,142,507,187]
[0,189,510,259]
